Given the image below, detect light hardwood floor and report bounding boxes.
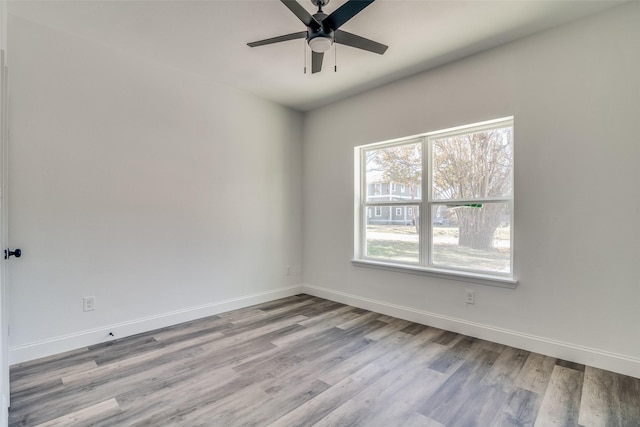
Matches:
[8,294,640,426]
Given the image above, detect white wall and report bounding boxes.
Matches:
[8,15,303,363]
[303,2,640,378]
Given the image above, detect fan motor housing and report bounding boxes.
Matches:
[312,12,329,28]
[308,12,334,44]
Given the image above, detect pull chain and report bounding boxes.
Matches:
[304,39,307,74]
[334,43,337,72]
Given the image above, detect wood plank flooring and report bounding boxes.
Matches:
[8,294,640,426]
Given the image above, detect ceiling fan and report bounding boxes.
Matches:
[247,0,388,74]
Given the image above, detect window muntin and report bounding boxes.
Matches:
[357,118,514,278]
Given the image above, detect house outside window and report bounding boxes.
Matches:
[355,117,514,279]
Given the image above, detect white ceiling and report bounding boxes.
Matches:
[8,0,625,111]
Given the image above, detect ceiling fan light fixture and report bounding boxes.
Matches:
[308,36,333,53]
[247,0,388,73]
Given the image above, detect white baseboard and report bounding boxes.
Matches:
[1,393,7,427]
[302,284,640,379]
[9,285,303,365]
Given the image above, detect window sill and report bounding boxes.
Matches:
[351,259,518,288]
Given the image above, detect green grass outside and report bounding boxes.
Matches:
[366,225,511,272]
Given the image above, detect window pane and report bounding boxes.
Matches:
[432,127,513,200]
[431,203,511,273]
[366,206,419,263]
[365,143,422,203]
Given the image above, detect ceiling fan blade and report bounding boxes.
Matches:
[247,31,307,48]
[323,0,375,31]
[281,0,321,31]
[335,30,388,55]
[311,51,324,74]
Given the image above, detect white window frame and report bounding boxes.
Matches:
[353,117,516,287]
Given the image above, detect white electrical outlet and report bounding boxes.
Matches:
[83,296,96,312]
[465,290,475,304]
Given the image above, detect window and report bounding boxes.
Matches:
[355,117,514,282]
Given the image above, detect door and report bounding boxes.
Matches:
[1,2,10,422]
[0,47,9,422]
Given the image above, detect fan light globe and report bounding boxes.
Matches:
[309,36,333,53]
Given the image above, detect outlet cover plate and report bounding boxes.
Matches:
[83,296,96,312]
[465,290,475,304]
